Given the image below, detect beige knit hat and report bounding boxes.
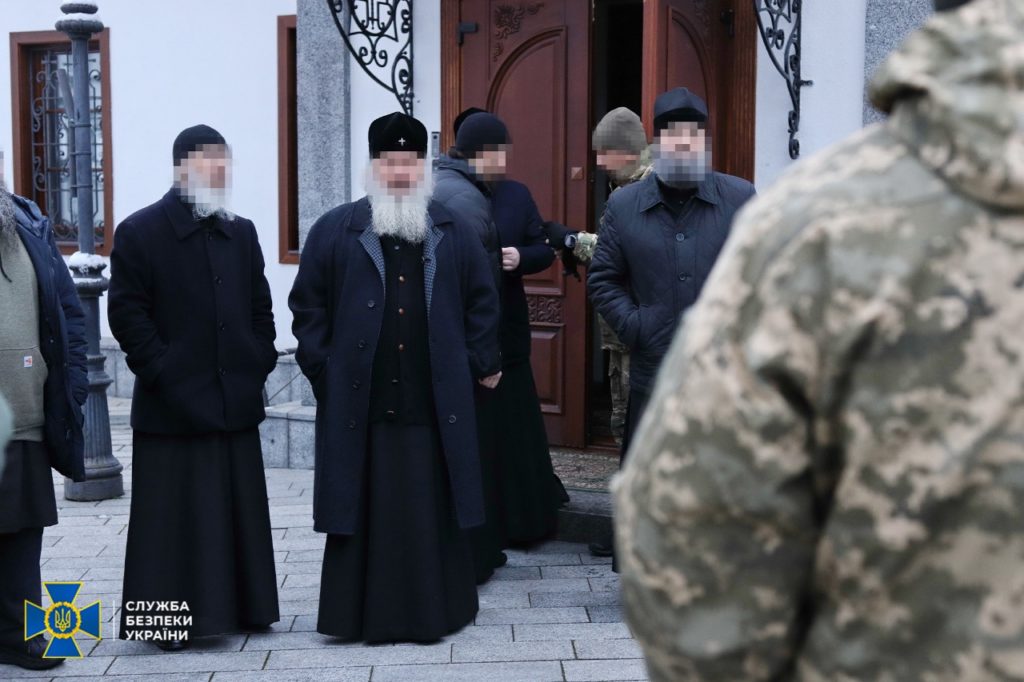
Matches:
[592,107,648,154]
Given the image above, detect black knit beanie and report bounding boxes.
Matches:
[455,113,509,157]
[173,124,226,166]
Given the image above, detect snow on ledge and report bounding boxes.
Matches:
[68,251,107,270]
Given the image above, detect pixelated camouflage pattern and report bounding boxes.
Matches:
[608,349,630,443]
[613,0,1024,680]
[594,154,652,439]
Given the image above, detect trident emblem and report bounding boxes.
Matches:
[25,582,102,658]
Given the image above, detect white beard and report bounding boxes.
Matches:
[365,166,432,243]
[180,181,234,221]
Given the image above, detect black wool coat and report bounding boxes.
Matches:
[489,179,555,366]
[107,189,277,435]
[288,198,501,535]
[588,171,756,394]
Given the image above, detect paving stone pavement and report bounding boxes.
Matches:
[4,399,650,681]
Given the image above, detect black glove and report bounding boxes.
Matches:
[560,247,581,281]
[542,221,582,279]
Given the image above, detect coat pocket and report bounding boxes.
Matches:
[0,347,49,432]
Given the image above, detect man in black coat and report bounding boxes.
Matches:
[289,112,501,643]
[587,89,756,558]
[107,125,280,649]
[432,111,516,582]
[0,179,87,671]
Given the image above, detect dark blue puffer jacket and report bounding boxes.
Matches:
[588,171,756,394]
[9,195,87,480]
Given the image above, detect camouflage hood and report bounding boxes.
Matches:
[869,0,1024,209]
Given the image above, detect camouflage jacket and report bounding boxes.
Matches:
[575,148,654,265]
[613,1,1024,680]
[594,148,652,351]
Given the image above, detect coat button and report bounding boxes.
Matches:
[219,323,226,331]
[358,340,367,349]
[398,275,405,283]
[367,300,376,308]
[678,273,690,281]
[448,415,457,424]
[398,344,405,351]
[49,337,55,344]
[219,368,226,376]
[352,380,360,389]
[347,419,356,429]
[391,378,399,385]
[398,308,405,315]
[215,276,223,285]
[676,233,686,242]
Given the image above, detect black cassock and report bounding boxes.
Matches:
[317,235,477,643]
[119,429,279,637]
[108,190,280,638]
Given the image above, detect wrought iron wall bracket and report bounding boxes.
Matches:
[328,0,414,115]
[755,0,812,159]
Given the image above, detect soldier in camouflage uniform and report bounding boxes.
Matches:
[541,108,651,449]
[593,108,652,444]
[613,0,1024,679]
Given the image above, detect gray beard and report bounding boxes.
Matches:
[0,183,17,243]
[177,180,235,221]
[365,169,432,244]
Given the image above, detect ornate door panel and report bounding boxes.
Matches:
[643,0,756,180]
[446,0,591,447]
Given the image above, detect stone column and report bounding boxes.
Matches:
[297,0,351,251]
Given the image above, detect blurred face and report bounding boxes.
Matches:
[596,149,640,175]
[177,144,230,190]
[175,144,233,217]
[371,151,426,196]
[469,145,509,180]
[653,121,711,188]
[656,121,708,158]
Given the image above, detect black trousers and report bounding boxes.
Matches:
[608,387,653,573]
[0,440,55,648]
[0,528,43,646]
[620,387,653,465]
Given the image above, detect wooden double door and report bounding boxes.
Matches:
[442,0,756,448]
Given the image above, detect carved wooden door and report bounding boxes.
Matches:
[643,0,756,179]
[447,0,591,447]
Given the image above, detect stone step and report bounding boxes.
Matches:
[557,488,612,544]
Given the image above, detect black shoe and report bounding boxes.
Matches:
[588,541,614,558]
[154,639,188,652]
[0,637,64,670]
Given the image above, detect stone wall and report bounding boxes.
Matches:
[863,0,932,123]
